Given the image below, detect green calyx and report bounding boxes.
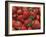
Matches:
[30,16,34,20]
[27,23,32,27]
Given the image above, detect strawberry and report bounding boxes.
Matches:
[12,20,16,27]
[12,6,17,14]
[13,21,22,29]
[17,9,23,15]
[30,12,34,15]
[24,19,32,25]
[33,8,40,14]
[22,7,28,12]
[12,13,17,20]
[36,15,40,20]
[12,14,16,18]
[17,15,24,22]
[21,25,27,30]
[32,20,40,29]
[30,12,36,18]
[23,12,30,19]
[29,7,33,12]
[28,27,32,30]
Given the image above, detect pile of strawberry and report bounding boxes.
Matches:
[12,6,40,30]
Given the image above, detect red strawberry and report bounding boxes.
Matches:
[17,15,24,22]
[33,8,39,14]
[30,12,34,15]
[32,20,40,29]
[36,15,40,20]
[13,21,22,29]
[21,25,27,30]
[12,14,16,18]
[24,19,32,25]
[30,12,36,18]
[28,27,32,30]
[12,6,17,14]
[22,7,28,11]
[12,20,16,27]
[23,12,30,19]
[17,9,23,15]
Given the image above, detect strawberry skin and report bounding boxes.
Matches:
[24,19,32,25]
[28,27,32,30]
[13,21,22,29]
[32,20,40,29]
[36,15,40,20]
[17,15,24,22]
[23,12,30,19]
[21,25,27,30]
[17,9,23,15]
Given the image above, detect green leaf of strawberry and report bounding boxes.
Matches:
[27,23,32,27]
[30,16,34,20]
